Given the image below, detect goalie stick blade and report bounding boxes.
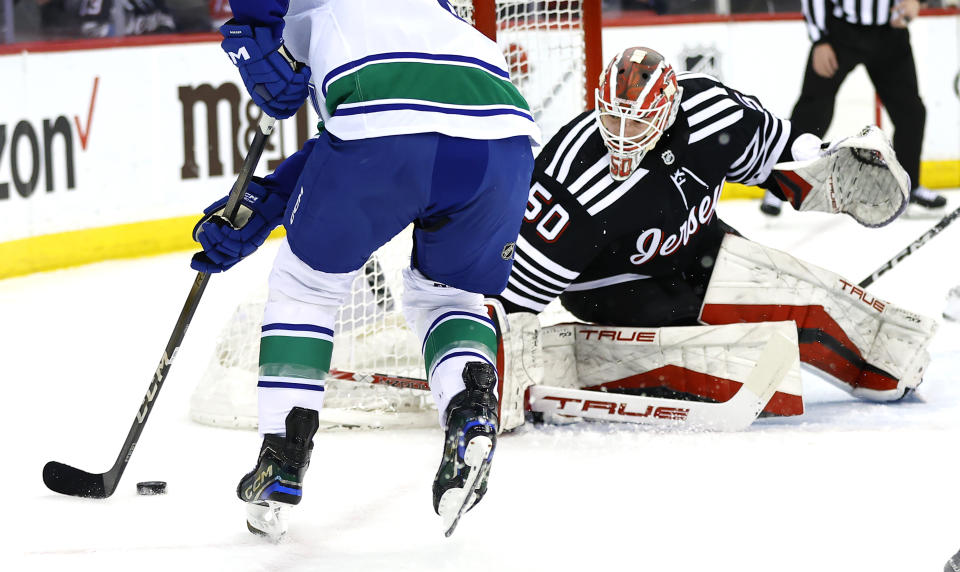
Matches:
[42,461,110,499]
[709,332,797,431]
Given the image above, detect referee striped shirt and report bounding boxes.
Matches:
[801,0,902,42]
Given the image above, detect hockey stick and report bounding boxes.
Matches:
[42,115,277,498]
[528,331,796,431]
[328,368,429,391]
[858,203,960,288]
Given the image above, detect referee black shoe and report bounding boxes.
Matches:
[759,191,783,216]
[909,187,947,209]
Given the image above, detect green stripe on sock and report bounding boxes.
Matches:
[326,61,530,116]
[423,319,497,378]
[259,336,332,380]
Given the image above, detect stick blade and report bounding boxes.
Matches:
[43,461,109,498]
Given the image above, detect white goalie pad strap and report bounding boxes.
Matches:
[776,126,909,228]
[537,320,803,416]
[701,234,938,401]
[487,299,543,433]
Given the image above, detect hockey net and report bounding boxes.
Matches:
[189,0,601,431]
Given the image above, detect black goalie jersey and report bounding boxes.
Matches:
[498,73,802,323]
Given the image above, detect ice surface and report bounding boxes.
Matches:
[6,194,960,572]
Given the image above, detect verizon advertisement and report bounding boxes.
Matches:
[0,15,957,247]
[0,42,319,245]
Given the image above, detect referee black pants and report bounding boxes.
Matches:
[791,18,925,191]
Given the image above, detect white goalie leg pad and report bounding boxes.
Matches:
[701,234,938,401]
[402,268,497,426]
[485,300,544,433]
[537,320,803,416]
[777,126,909,227]
[259,239,359,435]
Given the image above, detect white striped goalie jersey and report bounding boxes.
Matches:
[499,73,802,314]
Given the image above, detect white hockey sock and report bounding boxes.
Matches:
[402,268,499,426]
[258,312,333,436]
[257,239,357,436]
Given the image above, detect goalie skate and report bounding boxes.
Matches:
[433,362,498,537]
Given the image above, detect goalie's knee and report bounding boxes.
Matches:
[702,235,938,401]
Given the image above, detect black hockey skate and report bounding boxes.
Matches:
[433,361,499,537]
[759,191,782,216]
[909,187,947,209]
[237,407,319,539]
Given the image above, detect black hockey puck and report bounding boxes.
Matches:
[136,481,167,495]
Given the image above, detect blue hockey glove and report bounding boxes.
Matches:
[191,177,288,273]
[220,21,311,119]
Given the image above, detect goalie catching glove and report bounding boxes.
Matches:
[191,177,288,273]
[772,126,910,227]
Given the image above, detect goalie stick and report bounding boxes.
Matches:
[42,115,277,499]
[858,203,960,288]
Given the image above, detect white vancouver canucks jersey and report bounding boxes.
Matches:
[281,0,542,144]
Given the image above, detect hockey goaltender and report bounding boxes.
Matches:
[489,47,938,433]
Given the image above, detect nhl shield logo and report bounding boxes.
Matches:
[661,150,675,165]
[501,242,516,260]
[678,44,723,80]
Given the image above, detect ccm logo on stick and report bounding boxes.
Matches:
[542,396,689,420]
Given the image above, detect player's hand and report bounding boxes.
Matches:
[812,43,838,78]
[890,0,920,28]
[191,178,288,273]
[220,21,311,119]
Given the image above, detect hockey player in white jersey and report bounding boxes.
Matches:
[493,47,937,423]
[192,0,540,538]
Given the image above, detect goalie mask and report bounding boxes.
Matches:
[596,47,682,180]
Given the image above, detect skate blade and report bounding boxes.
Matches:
[439,435,493,538]
[246,501,289,541]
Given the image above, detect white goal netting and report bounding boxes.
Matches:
[190,0,598,431]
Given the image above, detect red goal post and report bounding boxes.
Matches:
[454,0,603,140]
[468,0,603,112]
